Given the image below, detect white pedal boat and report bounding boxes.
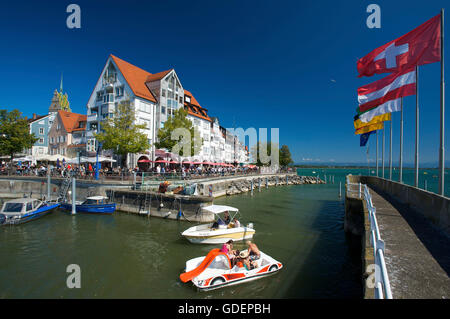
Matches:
[180,248,282,291]
[181,205,255,244]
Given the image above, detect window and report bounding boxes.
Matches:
[39,127,44,135]
[179,96,183,104]
[185,96,191,103]
[162,89,166,97]
[39,138,44,144]
[161,106,166,114]
[116,86,124,96]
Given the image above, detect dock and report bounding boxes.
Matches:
[345,175,450,299]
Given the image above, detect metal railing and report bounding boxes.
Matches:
[346,177,393,299]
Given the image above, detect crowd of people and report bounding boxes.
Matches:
[1,161,261,181]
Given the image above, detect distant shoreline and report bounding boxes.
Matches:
[293,165,450,170]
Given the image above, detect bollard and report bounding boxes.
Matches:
[71,177,76,215]
[286,175,288,185]
[258,178,261,192]
[133,172,136,189]
[266,177,268,188]
[425,179,427,191]
[339,181,342,198]
[358,182,362,198]
[251,179,254,196]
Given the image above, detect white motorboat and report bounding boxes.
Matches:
[181,205,255,244]
[180,248,283,291]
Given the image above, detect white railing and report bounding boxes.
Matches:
[346,177,393,299]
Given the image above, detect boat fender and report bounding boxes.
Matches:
[177,210,182,220]
[163,212,171,218]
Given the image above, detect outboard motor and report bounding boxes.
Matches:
[0,214,6,225]
[247,222,254,229]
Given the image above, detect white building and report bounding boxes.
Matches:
[85,54,249,167]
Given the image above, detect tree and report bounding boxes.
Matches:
[94,100,150,168]
[279,145,293,167]
[155,108,203,158]
[0,109,38,171]
[250,141,279,166]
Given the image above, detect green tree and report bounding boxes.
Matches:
[0,109,38,171]
[94,100,150,168]
[250,141,279,166]
[279,145,293,167]
[155,108,203,158]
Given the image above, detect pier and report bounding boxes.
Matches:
[345,175,450,299]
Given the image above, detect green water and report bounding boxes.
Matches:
[297,167,450,198]
[0,179,362,299]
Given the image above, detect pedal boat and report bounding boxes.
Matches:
[0,198,60,225]
[180,248,282,291]
[181,205,255,244]
[60,196,116,214]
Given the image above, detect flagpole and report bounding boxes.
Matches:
[399,98,404,183]
[389,114,393,180]
[415,65,419,187]
[439,8,445,196]
[376,130,379,177]
[382,125,385,178]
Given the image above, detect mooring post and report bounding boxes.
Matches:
[425,179,427,191]
[47,171,51,201]
[258,178,261,192]
[71,177,76,215]
[286,175,288,185]
[133,172,136,189]
[276,176,278,186]
[358,182,362,198]
[339,181,342,198]
[266,177,268,188]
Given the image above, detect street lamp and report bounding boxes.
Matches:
[95,142,102,180]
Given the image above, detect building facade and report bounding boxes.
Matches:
[85,54,249,167]
[48,110,87,157]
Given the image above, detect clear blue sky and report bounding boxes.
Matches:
[0,0,448,165]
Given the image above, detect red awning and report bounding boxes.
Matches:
[138,159,151,163]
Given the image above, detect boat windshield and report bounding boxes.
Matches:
[83,199,100,205]
[208,254,231,271]
[3,203,23,213]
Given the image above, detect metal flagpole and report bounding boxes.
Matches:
[415,65,419,187]
[382,126,385,178]
[439,8,445,196]
[376,130,379,176]
[389,114,393,180]
[399,98,404,183]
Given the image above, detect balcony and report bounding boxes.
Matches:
[87,114,98,122]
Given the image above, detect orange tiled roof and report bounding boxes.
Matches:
[146,69,173,83]
[58,110,87,133]
[184,90,212,122]
[110,54,158,103]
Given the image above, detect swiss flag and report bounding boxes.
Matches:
[357,14,441,77]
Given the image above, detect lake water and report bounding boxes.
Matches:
[0,172,366,299]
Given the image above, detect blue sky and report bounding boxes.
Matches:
[0,0,448,165]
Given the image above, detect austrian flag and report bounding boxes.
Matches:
[358,68,416,113]
[357,14,441,77]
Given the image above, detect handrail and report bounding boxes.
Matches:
[346,176,393,299]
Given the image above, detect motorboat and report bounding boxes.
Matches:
[0,198,60,225]
[180,248,282,291]
[59,196,116,214]
[181,205,255,244]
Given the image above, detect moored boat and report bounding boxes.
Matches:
[180,248,282,291]
[181,205,255,244]
[60,196,116,214]
[0,198,60,225]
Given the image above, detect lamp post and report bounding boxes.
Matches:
[95,142,102,180]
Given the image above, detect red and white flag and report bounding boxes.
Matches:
[357,14,441,77]
[358,68,416,113]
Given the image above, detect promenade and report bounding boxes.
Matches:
[369,187,450,299]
